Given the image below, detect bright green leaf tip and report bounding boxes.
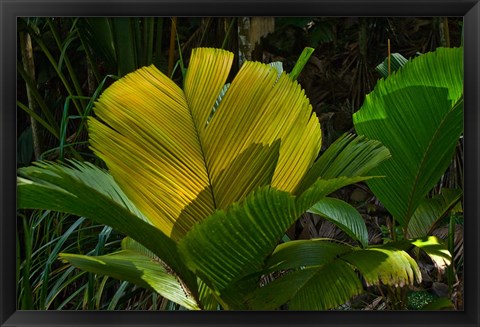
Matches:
[289,47,315,80]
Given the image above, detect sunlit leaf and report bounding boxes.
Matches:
[247,239,360,310]
[248,239,422,310]
[353,47,463,228]
[385,236,451,272]
[89,48,321,239]
[59,250,200,310]
[342,248,421,287]
[18,47,393,310]
[17,161,196,290]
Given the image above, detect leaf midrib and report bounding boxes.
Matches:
[186,97,218,210]
[403,96,463,227]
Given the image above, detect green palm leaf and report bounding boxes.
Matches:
[59,249,200,310]
[175,138,389,309]
[89,47,321,240]
[353,47,463,228]
[295,133,390,194]
[246,240,361,310]
[247,238,427,310]
[375,52,409,77]
[18,48,392,310]
[296,176,374,214]
[265,238,352,273]
[178,186,296,307]
[308,197,369,247]
[408,189,462,238]
[17,161,196,290]
[385,236,451,272]
[196,279,220,310]
[342,248,421,287]
[249,260,363,310]
[287,260,363,310]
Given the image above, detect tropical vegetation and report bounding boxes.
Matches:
[16,17,463,311]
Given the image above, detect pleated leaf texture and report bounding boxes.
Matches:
[88,47,322,241]
[353,47,463,230]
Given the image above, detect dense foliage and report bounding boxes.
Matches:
[17,17,463,310]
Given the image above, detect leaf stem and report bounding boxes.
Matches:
[289,47,315,81]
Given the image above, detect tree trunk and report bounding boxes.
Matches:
[237,17,275,66]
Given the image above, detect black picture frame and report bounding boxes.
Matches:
[2,0,479,326]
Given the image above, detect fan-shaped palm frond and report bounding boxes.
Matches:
[17,161,196,288]
[88,48,322,240]
[59,245,199,309]
[353,47,463,231]
[245,236,447,310]
[18,47,392,310]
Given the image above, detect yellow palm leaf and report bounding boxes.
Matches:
[89,48,321,240]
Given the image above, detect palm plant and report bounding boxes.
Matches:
[353,46,463,239]
[18,47,449,310]
[17,17,161,310]
[353,46,463,308]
